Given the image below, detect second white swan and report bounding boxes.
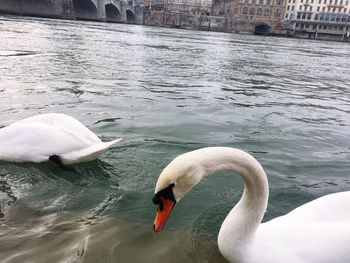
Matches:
[0,113,121,165]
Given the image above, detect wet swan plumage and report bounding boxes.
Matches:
[0,113,121,164]
[152,147,350,263]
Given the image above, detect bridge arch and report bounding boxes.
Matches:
[105,3,121,22]
[126,9,135,23]
[254,23,271,35]
[72,0,98,20]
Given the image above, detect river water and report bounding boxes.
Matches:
[0,14,349,263]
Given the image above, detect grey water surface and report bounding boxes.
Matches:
[0,15,350,263]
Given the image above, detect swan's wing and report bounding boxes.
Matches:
[255,219,350,263]
[60,138,122,164]
[280,191,350,223]
[253,192,350,263]
[11,113,100,145]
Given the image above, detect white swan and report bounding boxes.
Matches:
[0,113,121,165]
[152,147,350,263]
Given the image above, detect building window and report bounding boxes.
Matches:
[264,8,270,15]
[317,6,320,11]
[292,5,295,10]
[257,7,263,14]
[242,6,248,14]
[250,7,255,14]
[274,8,281,16]
[315,13,319,19]
[252,0,256,4]
[287,5,290,9]
[259,0,264,4]
[266,0,271,4]
[277,0,283,4]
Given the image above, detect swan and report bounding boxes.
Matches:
[0,113,122,165]
[152,147,350,263]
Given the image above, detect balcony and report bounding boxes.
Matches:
[327,3,345,7]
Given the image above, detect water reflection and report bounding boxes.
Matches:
[1,211,227,263]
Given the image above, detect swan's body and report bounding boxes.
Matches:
[0,113,121,164]
[152,147,350,263]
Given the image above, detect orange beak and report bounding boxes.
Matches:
[153,197,176,232]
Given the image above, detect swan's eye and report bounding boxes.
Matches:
[152,195,160,205]
[152,194,163,210]
[152,183,176,211]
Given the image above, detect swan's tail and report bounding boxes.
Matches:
[60,138,122,164]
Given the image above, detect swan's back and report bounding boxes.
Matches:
[10,113,101,144]
[252,191,350,263]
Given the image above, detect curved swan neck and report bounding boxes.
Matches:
[195,148,269,202]
[191,147,269,262]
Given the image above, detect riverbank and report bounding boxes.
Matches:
[0,0,349,43]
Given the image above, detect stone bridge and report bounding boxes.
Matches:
[70,0,142,23]
[0,0,144,24]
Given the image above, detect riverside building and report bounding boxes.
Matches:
[228,0,287,35]
[284,0,350,40]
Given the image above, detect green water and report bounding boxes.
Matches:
[0,15,349,263]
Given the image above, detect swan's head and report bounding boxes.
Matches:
[152,151,206,232]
